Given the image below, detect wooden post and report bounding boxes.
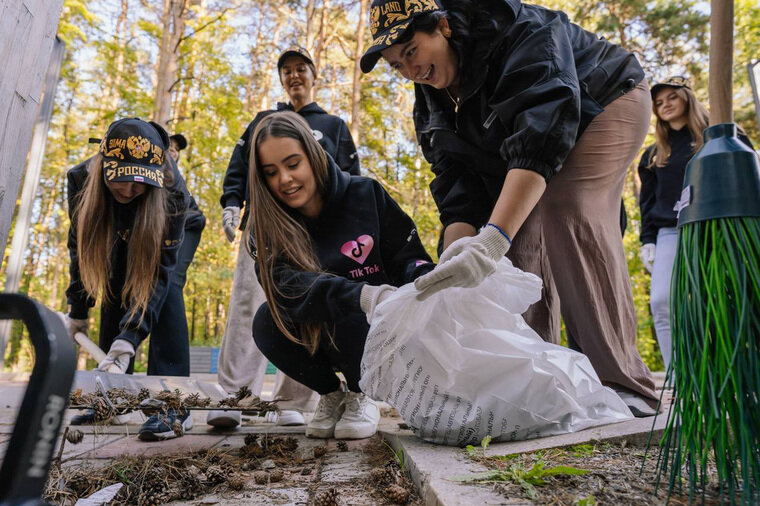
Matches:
[0,37,65,364]
[709,0,734,124]
[0,0,65,255]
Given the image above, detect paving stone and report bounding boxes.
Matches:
[76,434,228,459]
[56,433,126,462]
[320,450,375,483]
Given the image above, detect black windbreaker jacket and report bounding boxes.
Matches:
[221,102,360,228]
[252,156,434,325]
[65,161,187,348]
[414,0,645,229]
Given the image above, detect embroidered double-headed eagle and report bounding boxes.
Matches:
[370,0,438,45]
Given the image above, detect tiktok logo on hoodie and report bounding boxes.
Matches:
[341,234,381,279]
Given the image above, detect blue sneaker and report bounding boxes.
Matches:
[138,409,193,441]
[70,409,129,425]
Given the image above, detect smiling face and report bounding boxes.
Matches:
[380,18,458,90]
[105,180,148,204]
[168,139,180,162]
[258,135,323,218]
[279,55,316,104]
[654,87,688,126]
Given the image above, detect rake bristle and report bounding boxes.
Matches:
[654,217,760,504]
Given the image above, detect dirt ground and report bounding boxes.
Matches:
[462,440,749,505]
[44,433,421,506]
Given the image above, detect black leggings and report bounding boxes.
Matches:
[252,303,369,394]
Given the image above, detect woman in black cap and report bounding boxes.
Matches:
[361,0,658,415]
[211,45,361,429]
[62,118,193,439]
[638,77,753,369]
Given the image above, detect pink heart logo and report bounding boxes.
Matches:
[340,235,374,265]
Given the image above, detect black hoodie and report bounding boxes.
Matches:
[638,127,754,244]
[254,156,434,325]
[221,102,360,228]
[65,161,187,349]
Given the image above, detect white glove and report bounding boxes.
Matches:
[97,339,135,374]
[359,284,397,323]
[640,243,656,273]
[57,311,88,340]
[414,225,510,300]
[222,206,241,243]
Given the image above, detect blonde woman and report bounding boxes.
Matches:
[638,77,753,368]
[247,112,434,439]
[63,118,192,440]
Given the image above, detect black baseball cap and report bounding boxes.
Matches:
[360,0,443,73]
[99,118,168,188]
[277,45,315,70]
[170,133,188,150]
[650,76,692,99]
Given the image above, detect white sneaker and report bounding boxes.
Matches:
[305,389,346,438]
[265,410,306,426]
[206,410,241,428]
[334,392,379,440]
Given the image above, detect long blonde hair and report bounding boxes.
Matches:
[74,153,171,322]
[244,111,331,355]
[648,86,709,168]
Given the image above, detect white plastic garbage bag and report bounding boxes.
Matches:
[359,258,633,446]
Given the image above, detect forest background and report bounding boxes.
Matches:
[2,0,759,372]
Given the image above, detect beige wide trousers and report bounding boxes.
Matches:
[507,80,657,402]
[217,239,319,412]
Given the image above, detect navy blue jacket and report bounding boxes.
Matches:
[221,102,360,228]
[65,161,187,348]
[415,0,645,229]
[253,157,434,325]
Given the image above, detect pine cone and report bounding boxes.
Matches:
[205,464,226,485]
[244,433,259,446]
[137,489,167,506]
[269,468,284,482]
[66,428,84,444]
[70,388,84,405]
[253,471,269,485]
[368,467,388,484]
[179,474,203,500]
[336,440,348,452]
[137,387,151,402]
[384,484,410,504]
[313,487,339,506]
[172,419,185,437]
[314,446,327,458]
[92,397,115,422]
[235,385,252,400]
[227,473,246,491]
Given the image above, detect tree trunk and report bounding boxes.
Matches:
[153,0,187,128]
[709,0,733,124]
[350,0,370,144]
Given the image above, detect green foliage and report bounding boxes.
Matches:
[567,444,594,458]
[453,460,590,500]
[465,434,492,458]
[384,439,406,473]
[3,0,759,373]
[574,495,597,505]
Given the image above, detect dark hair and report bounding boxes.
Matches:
[394,0,499,71]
